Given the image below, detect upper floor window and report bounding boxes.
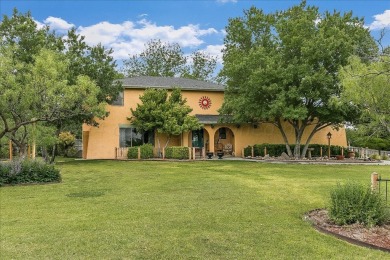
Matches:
[112,91,124,106]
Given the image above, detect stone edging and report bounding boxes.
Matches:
[304,209,390,253]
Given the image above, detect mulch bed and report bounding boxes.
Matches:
[305,209,390,252]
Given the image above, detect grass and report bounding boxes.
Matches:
[1,160,390,259]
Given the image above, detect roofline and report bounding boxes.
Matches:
[123,85,224,92]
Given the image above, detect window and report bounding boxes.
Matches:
[112,91,124,106]
[119,127,154,147]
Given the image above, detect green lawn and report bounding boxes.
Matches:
[1,160,389,259]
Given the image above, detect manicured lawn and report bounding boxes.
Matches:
[1,160,389,259]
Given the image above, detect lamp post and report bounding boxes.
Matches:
[327,132,332,158]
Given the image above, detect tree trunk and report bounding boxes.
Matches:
[49,144,56,164]
[274,119,293,157]
[163,135,171,150]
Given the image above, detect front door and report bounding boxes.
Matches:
[192,129,204,148]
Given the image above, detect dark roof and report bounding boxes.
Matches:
[119,76,224,92]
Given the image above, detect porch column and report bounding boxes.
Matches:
[182,131,189,147]
[208,128,215,153]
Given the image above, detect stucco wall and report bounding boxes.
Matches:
[83,88,347,159]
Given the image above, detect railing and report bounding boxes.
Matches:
[378,176,389,206]
[115,147,210,160]
[349,146,390,158]
[115,147,129,159]
[371,172,389,207]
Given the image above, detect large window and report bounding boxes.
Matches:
[119,127,154,147]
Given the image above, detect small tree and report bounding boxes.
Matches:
[129,88,202,155]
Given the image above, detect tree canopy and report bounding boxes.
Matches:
[122,39,217,82]
[0,9,122,159]
[340,54,390,135]
[129,88,202,152]
[219,1,377,158]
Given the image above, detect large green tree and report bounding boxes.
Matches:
[122,39,217,82]
[0,47,106,157]
[129,88,201,154]
[340,54,390,135]
[0,9,122,155]
[219,1,377,158]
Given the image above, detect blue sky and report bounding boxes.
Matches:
[1,0,390,69]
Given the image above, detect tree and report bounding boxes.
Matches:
[0,47,107,158]
[122,39,217,81]
[182,50,217,82]
[219,1,377,158]
[0,9,122,156]
[129,88,202,154]
[340,55,390,135]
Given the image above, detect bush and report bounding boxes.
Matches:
[127,147,138,159]
[369,154,382,160]
[329,182,389,227]
[127,144,154,159]
[0,159,61,186]
[382,155,389,160]
[243,143,348,157]
[165,146,189,159]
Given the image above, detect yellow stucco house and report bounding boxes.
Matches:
[82,76,347,159]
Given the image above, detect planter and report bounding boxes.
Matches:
[217,152,224,159]
[206,152,213,159]
[347,151,355,159]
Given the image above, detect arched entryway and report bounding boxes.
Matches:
[190,128,211,157]
[214,127,235,156]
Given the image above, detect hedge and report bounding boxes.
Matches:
[127,144,154,159]
[165,146,189,159]
[0,159,61,186]
[243,143,349,157]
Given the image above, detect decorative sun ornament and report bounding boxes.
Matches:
[199,96,212,109]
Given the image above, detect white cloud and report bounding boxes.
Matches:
[74,18,220,60]
[33,19,45,30]
[44,16,74,31]
[78,21,134,46]
[216,0,237,3]
[369,10,390,30]
[37,16,222,65]
[203,44,224,63]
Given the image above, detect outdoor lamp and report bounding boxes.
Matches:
[327,132,332,158]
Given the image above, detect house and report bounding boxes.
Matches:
[82,76,347,159]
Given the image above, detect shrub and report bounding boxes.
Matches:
[369,154,382,160]
[165,146,189,159]
[244,146,252,157]
[329,182,389,227]
[140,144,154,159]
[243,143,348,158]
[127,144,154,159]
[127,147,138,159]
[382,155,389,160]
[0,159,61,186]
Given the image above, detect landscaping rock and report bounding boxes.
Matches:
[280,152,290,160]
